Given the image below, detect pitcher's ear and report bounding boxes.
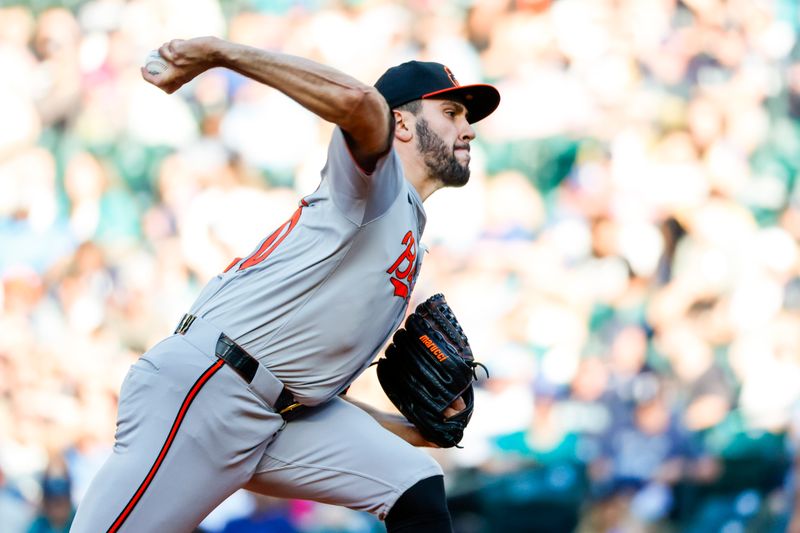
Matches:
[393,109,414,143]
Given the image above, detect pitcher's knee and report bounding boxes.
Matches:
[385,475,453,533]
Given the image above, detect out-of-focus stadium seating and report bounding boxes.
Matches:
[2,1,800,531]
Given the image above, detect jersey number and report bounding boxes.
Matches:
[225,202,306,272]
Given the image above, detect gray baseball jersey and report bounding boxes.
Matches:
[70,128,443,532]
[191,127,426,405]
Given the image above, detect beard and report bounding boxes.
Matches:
[415,118,470,187]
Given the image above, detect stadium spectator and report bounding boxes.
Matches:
[2,0,800,530]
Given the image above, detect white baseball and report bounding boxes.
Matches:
[144,50,169,75]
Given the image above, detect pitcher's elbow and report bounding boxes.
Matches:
[339,85,388,129]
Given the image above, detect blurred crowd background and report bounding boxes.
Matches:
[2,0,800,531]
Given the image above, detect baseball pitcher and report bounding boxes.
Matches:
[70,36,499,533]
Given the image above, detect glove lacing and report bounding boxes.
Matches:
[469,360,489,380]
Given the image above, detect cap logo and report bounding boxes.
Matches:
[443,66,459,87]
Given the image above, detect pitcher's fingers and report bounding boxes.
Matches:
[158,41,178,63]
[140,67,173,93]
[140,66,156,84]
[443,397,466,418]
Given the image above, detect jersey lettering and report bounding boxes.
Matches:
[387,230,417,299]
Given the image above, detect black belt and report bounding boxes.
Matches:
[175,314,302,420]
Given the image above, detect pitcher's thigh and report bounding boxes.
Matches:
[245,397,443,520]
[71,342,282,532]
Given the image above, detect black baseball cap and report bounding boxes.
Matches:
[375,61,500,124]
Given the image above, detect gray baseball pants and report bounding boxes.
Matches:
[69,315,442,532]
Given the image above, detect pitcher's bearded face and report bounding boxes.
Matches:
[415,117,470,187]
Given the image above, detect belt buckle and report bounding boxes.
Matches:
[279,402,303,421]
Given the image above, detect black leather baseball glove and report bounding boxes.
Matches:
[376,294,487,448]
